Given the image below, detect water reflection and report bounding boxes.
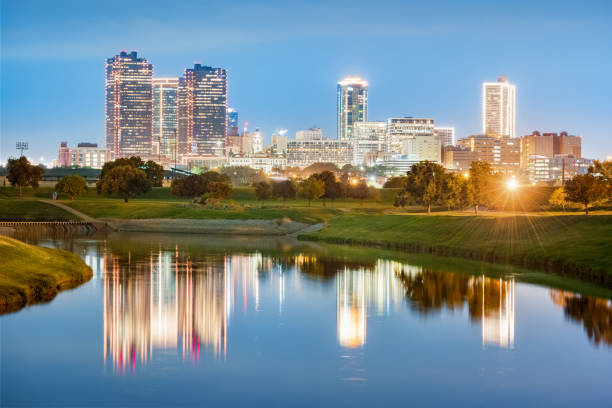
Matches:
[82,241,611,373]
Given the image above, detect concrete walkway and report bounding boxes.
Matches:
[40,200,108,230]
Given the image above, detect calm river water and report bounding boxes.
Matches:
[1,232,611,407]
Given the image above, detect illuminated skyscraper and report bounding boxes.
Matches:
[337,77,368,141]
[482,76,516,138]
[105,51,153,158]
[153,78,178,160]
[178,64,228,156]
[227,108,238,131]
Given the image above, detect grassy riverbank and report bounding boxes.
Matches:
[0,199,79,221]
[0,236,93,313]
[301,214,612,288]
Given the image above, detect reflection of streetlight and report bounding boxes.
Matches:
[506,178,518,191]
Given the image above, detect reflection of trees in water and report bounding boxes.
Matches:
[294,255,376,281]
[550,290,612,347]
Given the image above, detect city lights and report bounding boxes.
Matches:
[506,177,518,191]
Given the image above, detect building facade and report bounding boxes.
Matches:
[526,155,592,184]
[296,127,323,141]
[152,77,179,160]
[337,77,368,141]
[520,130,582,169]
[482,76,516,138]
[400,135,441,163]
[227,108,238,131]
[386,117,435,154]
[105,51,153,158]
[287,139,352,168]
[434,127,455,147]
[178,64,228,157]
[56,142,111,169]
[270,129,288,155]
[227,155,287,173]
[457,134,520,173]
[353,121,387,165]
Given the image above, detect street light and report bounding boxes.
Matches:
[506,177,518,191]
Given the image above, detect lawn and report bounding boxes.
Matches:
[0,236,93,313]
[0,199,79,221]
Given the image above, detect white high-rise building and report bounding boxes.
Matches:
[153,78,179,160]
[353,122,387,165]
[482,76,516,138]
[434,126,455,147]
[337,77,368,141]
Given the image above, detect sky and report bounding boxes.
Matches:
[1,0,611,165]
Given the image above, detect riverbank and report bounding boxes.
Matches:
[300,214,612,288]
[0,236,93,314]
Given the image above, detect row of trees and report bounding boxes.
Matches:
[170,171,233,200]
[549,160,612,214]
[95,157,164,202]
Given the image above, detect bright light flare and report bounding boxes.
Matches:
[506,178,518,191]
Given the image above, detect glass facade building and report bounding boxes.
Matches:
[105,51,153,158]
[178,64,228,157]
[337,77,368,141]
[153,78,179,160]
[227,108,238,132]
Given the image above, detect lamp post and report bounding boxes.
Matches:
[16,142,28,157]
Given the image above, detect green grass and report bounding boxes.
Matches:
[0,236,93,314]
[302,213,612,287]
[0,199,79,221]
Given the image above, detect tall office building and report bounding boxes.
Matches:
[153,78,179,160]
[482,76,516,138]
[337,77,368,141]
[178,64,228,156]
[228,108,238,131]
[105,51,153,158]
[353,121,387,165]
[434,127,455,147]
[386,117,435,154]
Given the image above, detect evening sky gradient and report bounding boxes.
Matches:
[1,0,611,164]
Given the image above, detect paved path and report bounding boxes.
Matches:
[40,200,107,229]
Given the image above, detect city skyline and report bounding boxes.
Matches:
[2,0,611,164]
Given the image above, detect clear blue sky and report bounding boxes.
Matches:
[1,0,611,164]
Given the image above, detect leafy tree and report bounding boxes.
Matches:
[441,173,470,210]
[548,187,569,212]
[55,175,87,200]
[468,161,494,215]
[144,160,164,187]
[98,165,151,202]
[394,190,411,208]
[297,177,325,206]
[221,166,266,186]
[272,180,297,201]
[312,170,343,205]
[397,161,446,215]
[564,174,607,215]
[348,181,371,205]
[6,156,44,198]
[302,162,339,176]
[171,171,231,197]
[207,181,233,199]
[383,176,408,188]
[254,181,272,205]
[590,160,612,200]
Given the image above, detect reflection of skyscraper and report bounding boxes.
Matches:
[481,278,515,348]
[105,51,153,158]
[337,269,366,348]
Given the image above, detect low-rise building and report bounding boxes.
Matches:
[56,142,110,169]
[443,145,476,170]
[526,154,592,184]
[227,155,287,173]
[287,139,352,168]
[520,130,582,169]
[457,134,520,173]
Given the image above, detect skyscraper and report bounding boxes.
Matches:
[178,64,228,156]
[353,121,386,165]
[337,77,368,141]
[153,78,179,160]
[386,117,435,154]
[434,127,455,147]
[105,51,153,158]
[482,76,516,138]
[227,108,238,131]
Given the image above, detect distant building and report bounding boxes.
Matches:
[353,122,387,165]
[434,127,455,147]
[227,108,238,131]
[483,76,516,138]
[270,129,288,155]
[400,135,441,163]
[178,64,228,156]
[337,77,368,141]
[287,139,352,168]
[227,155,287,173]
[56,142,111,169]
[386,117,435,155]
[526,155,592,184]
[296,127,323,141]
[443,146,476,171]
[105,51,153,158]
[152,78,179,160]
[457,134,520,173]
[520,131,582,169]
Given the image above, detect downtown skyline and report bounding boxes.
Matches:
[2,0,611,164]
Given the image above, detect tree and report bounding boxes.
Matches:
[254,181,272,206]
[383,176,408,188]
[348,181,371,205]
[302,162,338,177]
[549,187,568,212]
[272,180,297,201]
[590,160,612,200]
[441,173,469,210]
[6,156,44,198]
[207,181,233,199]
[312,170,343,205]
[397,161,446,215]
[468,161,494,215]
[564,174,607,215]
[98,165,151,202]
[55,175,87,200]
[171,171,231,197]
[221,166,266,186]
[297,178,325,206]
[144,160,164,187]
[394,190,411,208]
